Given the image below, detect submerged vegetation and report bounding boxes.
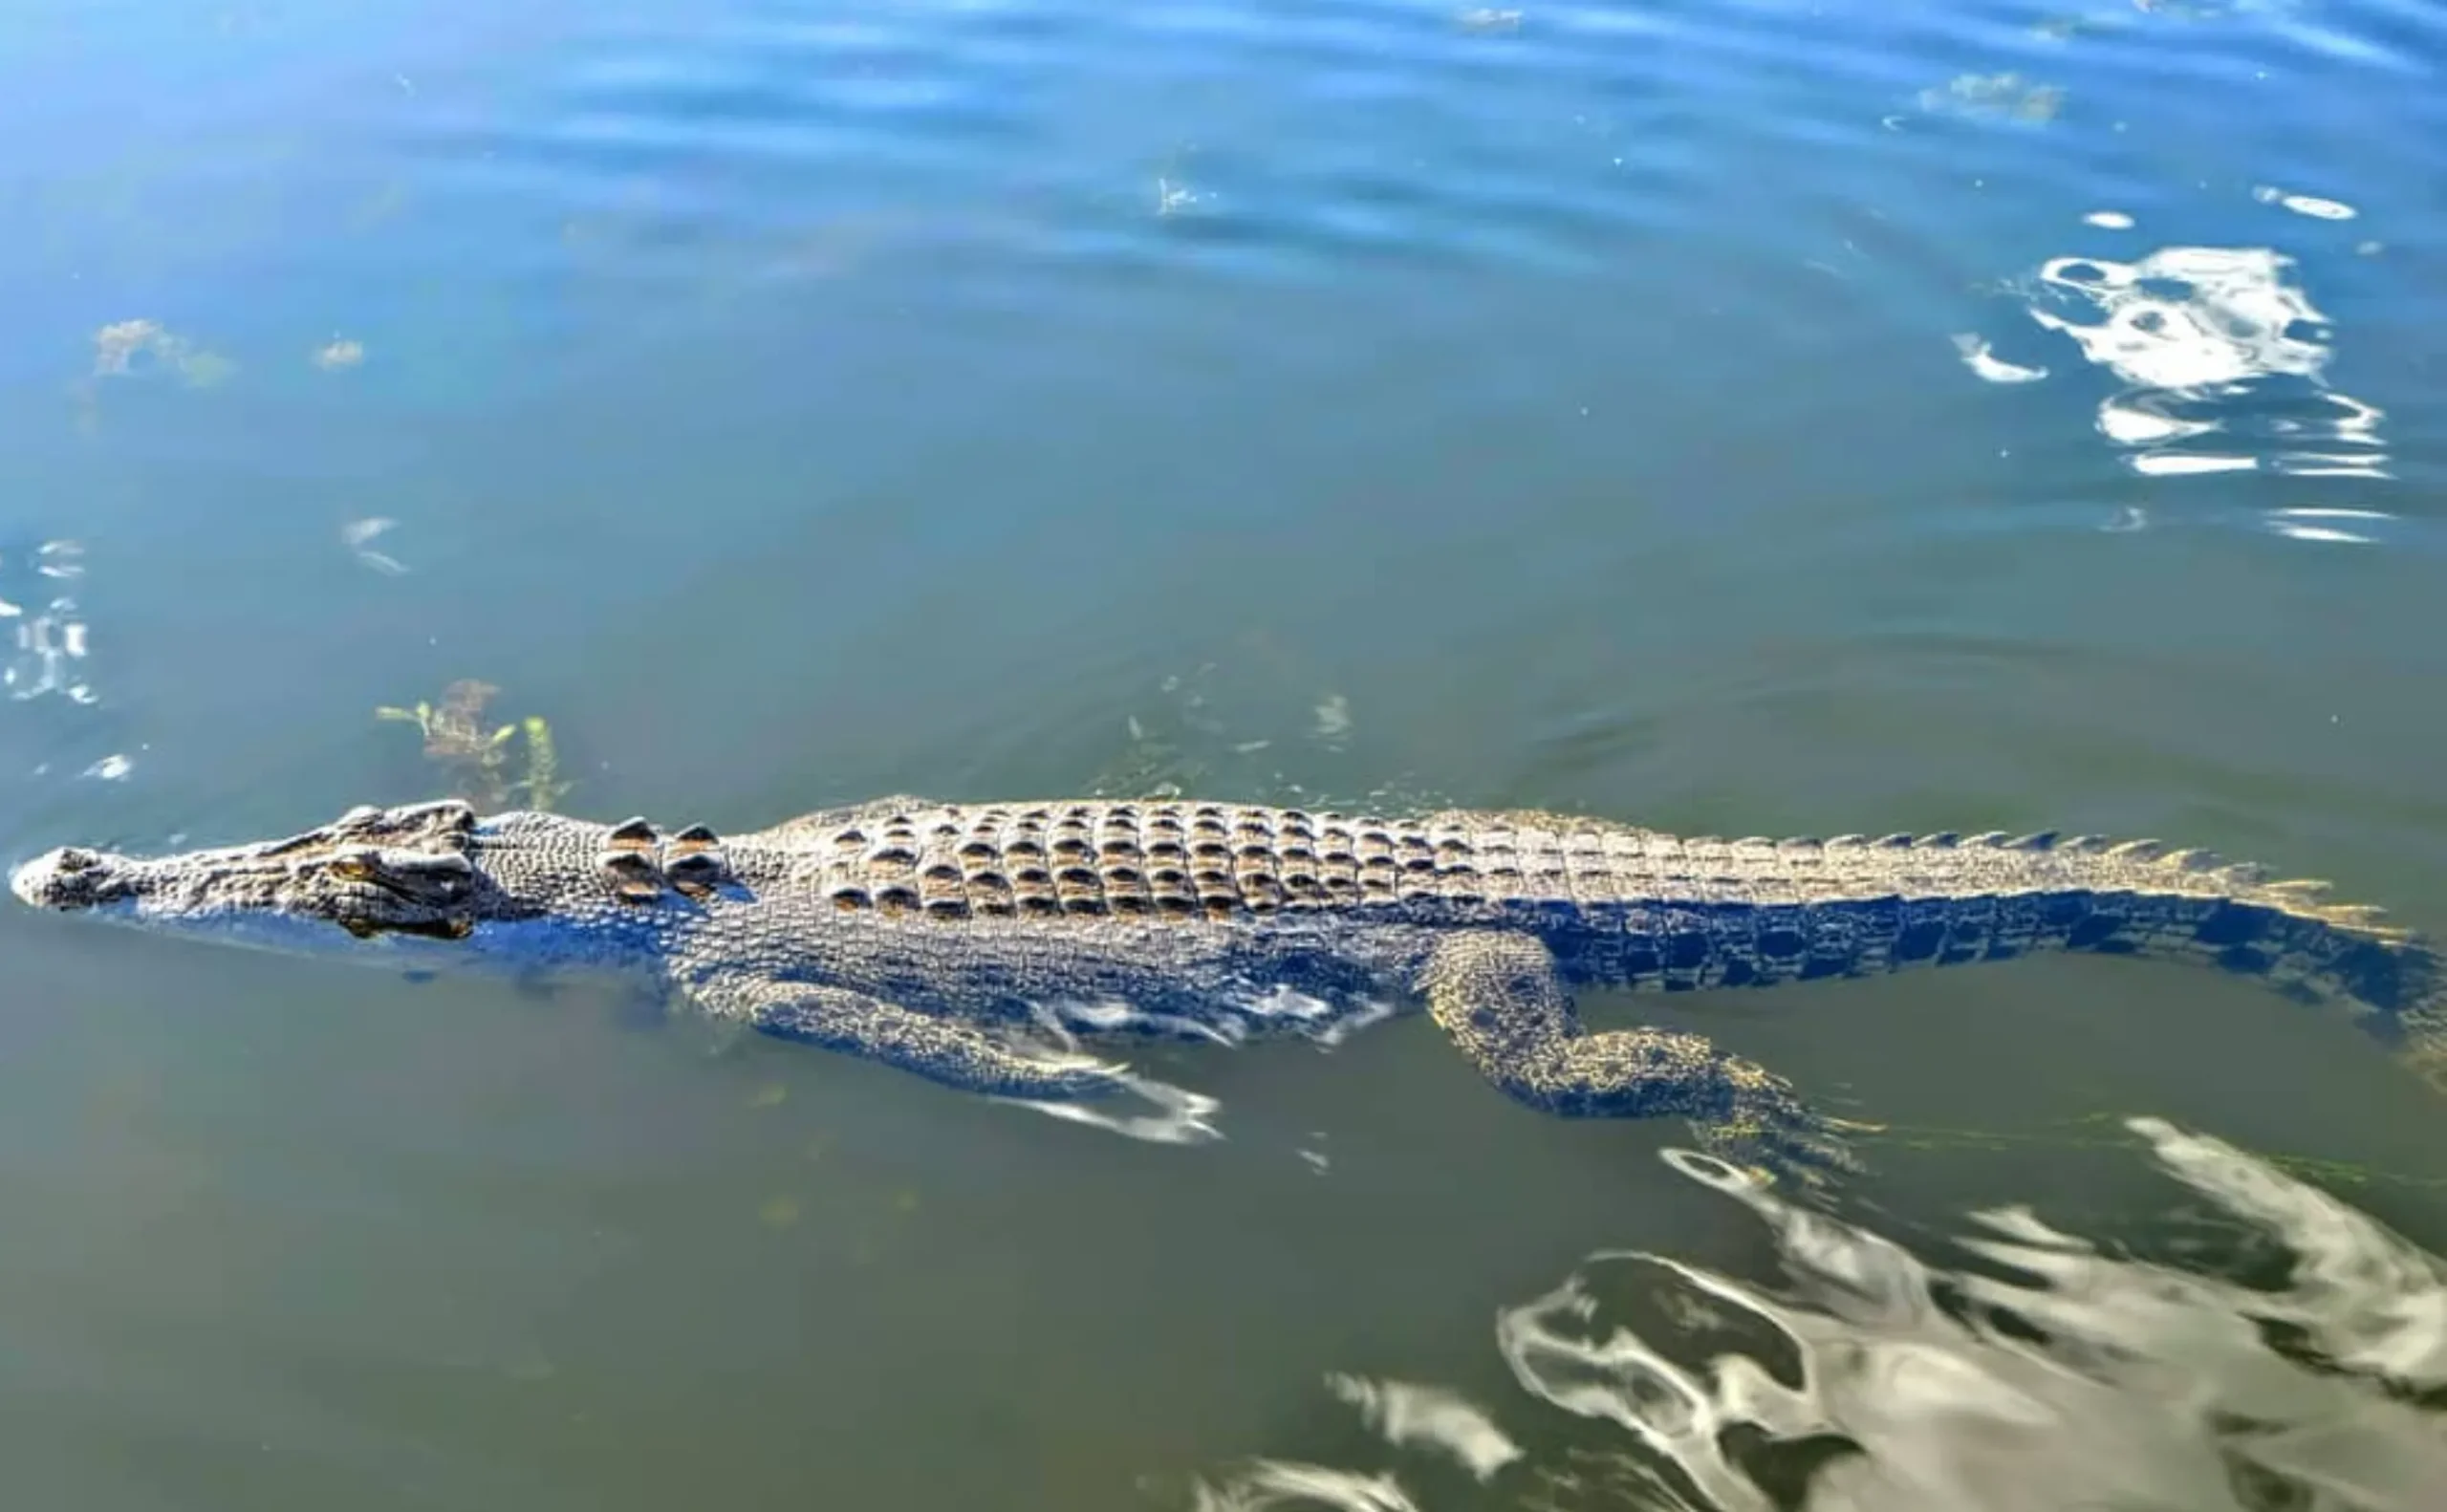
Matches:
[375,678,571,810]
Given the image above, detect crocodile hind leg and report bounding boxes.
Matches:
[691,972,1136,1102]
[1418,932,1860,1179]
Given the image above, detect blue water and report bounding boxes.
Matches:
[6,1,2447,1507]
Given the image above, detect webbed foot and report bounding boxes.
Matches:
[688,971,1140,1103]
[1684,1075,1873,1186]
[1418,931,1866,1184]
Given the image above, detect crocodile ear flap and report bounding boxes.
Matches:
[370,849,479,903]
[379,850,475,897]
[323,847,477,904]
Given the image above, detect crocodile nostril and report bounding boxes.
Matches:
[54,848,97,873]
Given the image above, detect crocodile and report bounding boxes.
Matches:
[11,795,2446,1176]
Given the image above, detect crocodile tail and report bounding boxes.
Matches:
[1883,833,2447,1093]
[1580,829,2447,1092]
[2118,856,2447,1092]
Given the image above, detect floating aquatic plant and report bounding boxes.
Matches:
[376,678,572,810]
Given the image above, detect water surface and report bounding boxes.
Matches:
[5,0,2447,1507]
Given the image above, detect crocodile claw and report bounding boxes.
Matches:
[1688,1098,1873,1187]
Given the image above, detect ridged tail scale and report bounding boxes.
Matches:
[1517,828,2447,1089]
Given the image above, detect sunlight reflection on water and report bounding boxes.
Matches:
[2026,243,2390,482]
[1201,1118,2447,1511]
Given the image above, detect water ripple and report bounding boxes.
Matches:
[356,0,2447,342]
[1504,1128,2447,1509]
[1202,1120,2447,1511]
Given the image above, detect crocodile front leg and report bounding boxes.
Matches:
[1418,932,1860,1179]
[691,971,1137,1102]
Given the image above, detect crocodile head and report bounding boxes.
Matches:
[10,798,512,956]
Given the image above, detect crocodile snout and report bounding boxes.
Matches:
[10,846,121,911]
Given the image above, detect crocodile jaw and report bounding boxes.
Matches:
[10,842,440,963]
[10,798,508,962]
[10,822,667,979]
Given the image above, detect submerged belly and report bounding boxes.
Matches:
[773,913,1418,1048]
[1028,979,1404,1048]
